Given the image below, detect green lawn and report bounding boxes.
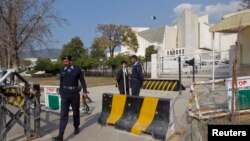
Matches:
[22,76,116,87]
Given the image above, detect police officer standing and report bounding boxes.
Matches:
[116,61,130,95]
[53,55,88,141]
[130,55,144,96]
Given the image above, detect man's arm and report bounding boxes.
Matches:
[116,69,122,84]
[138,64,144,87]
[79,69,88,93]
[59,69,63,94]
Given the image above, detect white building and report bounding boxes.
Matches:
[110,9,237,59]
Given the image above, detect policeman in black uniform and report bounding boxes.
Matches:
[53,55,88,141]
[116,60,130,95]
[130,55,144,96]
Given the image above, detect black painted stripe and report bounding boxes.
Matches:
[145,98,171,140]
[142,81,150,89]
[115,96,143,132]
[98,93,113,125]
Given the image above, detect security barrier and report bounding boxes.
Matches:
[0,70,41,141]
[98,93,174,141]
[116,79,185,91]
[142,79,185,91]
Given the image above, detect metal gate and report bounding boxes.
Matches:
[157,50,230,78]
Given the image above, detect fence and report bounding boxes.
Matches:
[157,50,231,78]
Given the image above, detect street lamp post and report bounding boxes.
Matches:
[100,58,104,76]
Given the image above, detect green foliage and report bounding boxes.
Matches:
[145,45,157,61]
[104,54,130,70]
[59,36,87,62]
[34,58,52,71]
[96,24,138,57]
[26,69,38,74]
[34,58,62,74]
[19,59,33,69]
[90,37,108,58]
[123,28,139,53]
[75,54,100,70]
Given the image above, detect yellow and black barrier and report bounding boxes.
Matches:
[142,79,185,91]
[116,79,185,91]
[4,86,25,108]
[98,93,174,141]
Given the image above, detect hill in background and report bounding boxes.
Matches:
[20,48,61,59]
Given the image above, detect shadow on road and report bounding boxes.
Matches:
[64,112,101,141]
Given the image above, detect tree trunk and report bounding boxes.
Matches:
[13,48,19,70]
[6,47,11,69]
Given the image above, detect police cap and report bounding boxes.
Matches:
[62,55,72,61]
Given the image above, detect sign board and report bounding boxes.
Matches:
[225,76,250,111]
[44,86,61,111]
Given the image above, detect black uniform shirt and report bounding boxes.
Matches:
[59,65,87,93]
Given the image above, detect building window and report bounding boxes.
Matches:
[173,50,175,55]
[182,49,184,54]
[167,51,169,55]
[179,50,181,54]
[176,50,178,55]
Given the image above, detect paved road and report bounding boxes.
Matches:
[6,85,193,141]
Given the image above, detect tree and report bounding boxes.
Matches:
[241,0,250,9]
[59,36,87,62]
[34,58,53,72]
[90,37,108,58]
[20,59,32,69]
[96,24,138,58]
[105,54,130,73]
[34,58,61,74]
[145,45,157,61]
[123,28,139,53]
[0,0,65,69]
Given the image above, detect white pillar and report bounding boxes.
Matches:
[151,54,158,78]
[212,32,215,91]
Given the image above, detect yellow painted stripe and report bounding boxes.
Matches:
[106,94,126,124]
[14,96,21,107]
[20,98,25,107]
[157,81,164,90]
[153,81,160,90]
[149,81,155,90]
[131,97,159,135]
[8,97,14,104]
[145,81,152,89]
[162,81,169,90]
[142,81,149,89]
[142,81,147,88]
[167,81,173,91]
[171,81,178,91]
[189,98,193,104]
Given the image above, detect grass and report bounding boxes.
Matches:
[22,76,116,87]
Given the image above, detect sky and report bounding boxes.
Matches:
[51,0,243,49]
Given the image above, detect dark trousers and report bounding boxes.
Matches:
[131,80,141,96]
[59,91,80,134]
[118,84,130,95]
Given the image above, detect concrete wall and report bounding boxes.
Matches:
[198,15,212,49]
[239,27,250,65]
[136,34,151,56]
[219,33,237,51]
[162,26,177,53]
[177,9,199,54]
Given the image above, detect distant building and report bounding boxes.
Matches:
[109,9,237,58]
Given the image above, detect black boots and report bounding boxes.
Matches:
[52,134,63,141]
[74,127,80,135]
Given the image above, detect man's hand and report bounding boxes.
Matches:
[82,93,88,98]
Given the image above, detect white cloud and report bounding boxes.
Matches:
[173,3,202,16]
[173,1,243,23]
